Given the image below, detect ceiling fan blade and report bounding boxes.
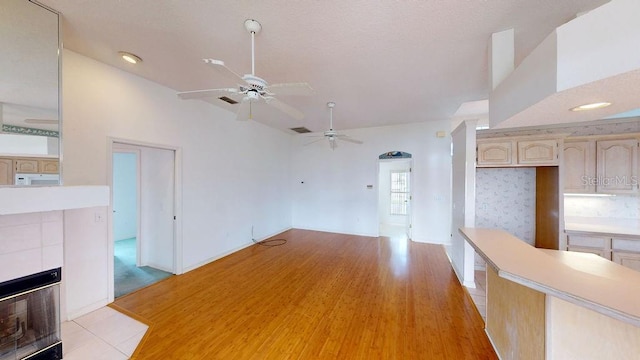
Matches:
[336,135,363,144]
[267,82,313,96]
[329,138,337,150]
[202,59,244,82]
[177,88,238,100]
[304,138,325,146]
[264,97,304,120]
[236,99,253,121]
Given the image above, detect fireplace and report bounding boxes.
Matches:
[0,268,62,360]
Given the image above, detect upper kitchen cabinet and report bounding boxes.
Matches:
[477,140,513,166]
[564,140,596,193]
[477,137,559,167]
[0,159,13,185]
[517,139,558,165]
[597,139,638,194]
[564,136,639,194]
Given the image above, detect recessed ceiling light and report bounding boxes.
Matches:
[570,102,612,111]
[118,51,142,64]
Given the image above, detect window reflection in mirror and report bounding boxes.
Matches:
[0,0,60,186]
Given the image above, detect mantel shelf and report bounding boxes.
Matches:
[0,186,109,215]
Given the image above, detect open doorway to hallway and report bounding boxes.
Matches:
[378,155,412,240]
[112,143,175,298]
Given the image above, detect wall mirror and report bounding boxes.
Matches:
[0,0,61,186]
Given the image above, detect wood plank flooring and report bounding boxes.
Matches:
[112,229,497,359]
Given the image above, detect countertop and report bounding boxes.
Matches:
[460,227,640,327]
[564,216,640,237]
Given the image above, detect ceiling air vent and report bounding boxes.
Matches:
[218,96,238,104]
[290,127,311,134]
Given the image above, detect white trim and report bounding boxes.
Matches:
[107,137,183,303]
[66,299,109,321]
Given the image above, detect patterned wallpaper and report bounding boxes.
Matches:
[475,168,536,245]
[477,118,640,139]
[564,195,640,219]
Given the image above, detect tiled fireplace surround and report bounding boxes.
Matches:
[0,211,64,285]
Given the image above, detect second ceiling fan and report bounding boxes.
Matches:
[177,19,312,121]
[306,102,363,150]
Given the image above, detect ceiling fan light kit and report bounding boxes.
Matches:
[176,19,312,121]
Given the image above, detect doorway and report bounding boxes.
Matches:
[378,156,413,240]
[111,141,178,299]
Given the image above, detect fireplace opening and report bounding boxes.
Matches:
[0,268,62,360]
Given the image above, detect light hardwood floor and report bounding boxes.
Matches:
[112,229,497,359]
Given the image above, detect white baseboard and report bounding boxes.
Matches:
[293,226,378,238]
[66,299,109,321]
[182,227,293,274]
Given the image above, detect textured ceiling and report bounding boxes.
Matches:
[39,0,609,132]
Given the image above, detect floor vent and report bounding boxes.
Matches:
[290,127,311,134]
[219,96,238,104]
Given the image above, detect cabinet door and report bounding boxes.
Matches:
[612,252,640,272]
[517,139,558,165]
[477,141,513,166]
[39,160,59,174]
[564,141,596,193]
[15,159,39,173]
[0,158,14,185]
[596,139,638,193]
[568,246,608,259]
[566,233,611,260]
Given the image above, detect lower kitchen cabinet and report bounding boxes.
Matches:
[566,231,640,272]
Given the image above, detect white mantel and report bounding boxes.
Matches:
[0,185,109,215]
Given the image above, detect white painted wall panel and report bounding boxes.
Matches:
[62,50,292,274]
[291,121,451,244]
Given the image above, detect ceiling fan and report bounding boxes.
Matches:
[306,102,363,150]
[177,19,312,121]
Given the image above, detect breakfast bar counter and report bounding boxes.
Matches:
[459,227,640,360]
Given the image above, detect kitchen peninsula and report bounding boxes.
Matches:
[460,227,640,360]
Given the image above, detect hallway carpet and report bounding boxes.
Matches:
[114,238,172,298]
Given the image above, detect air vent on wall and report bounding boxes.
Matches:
[219,96,238,104]
[290,127,311,134]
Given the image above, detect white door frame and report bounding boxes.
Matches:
[377,157,414,239]
[107,137,183,303]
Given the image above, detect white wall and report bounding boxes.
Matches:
[112,152,137,241]
[450,120,476,287]
[62,50,293,316]
[291,121,451,243]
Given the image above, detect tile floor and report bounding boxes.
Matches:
[466,269,487,320]
[61,306,148,360]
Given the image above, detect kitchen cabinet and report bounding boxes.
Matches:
[566,233,611,259]
[566,231,640,272]
[15,158,39,173]
[517,139,558,165]
[0,158,14,185]
[14,158,59,174]
[477,137,559,167]
[563,140,596,193]
[596,139,638,194]
[477,140,513,166]
[612,238,640,272]
[563,137,639,194]
[39,159,59,174]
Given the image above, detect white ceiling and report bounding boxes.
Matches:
[39,0,610,132]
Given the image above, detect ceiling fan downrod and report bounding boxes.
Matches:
[244,19,261,76]
[327,101,336,131]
